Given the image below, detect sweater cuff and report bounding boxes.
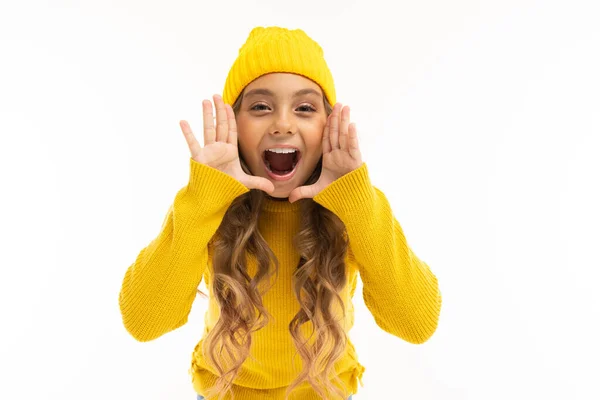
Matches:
[312,162,375,218]
[186,157,250,202]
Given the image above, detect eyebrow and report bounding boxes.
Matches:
[243,88,322,98]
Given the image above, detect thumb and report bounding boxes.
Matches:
[289,183,318,204]
[245,175,275,194]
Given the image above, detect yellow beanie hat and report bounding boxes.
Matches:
[222,26,336,107]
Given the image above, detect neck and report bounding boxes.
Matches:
[261,192,302,212]
[265,193,288,202]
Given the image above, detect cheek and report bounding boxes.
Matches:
[236,122,261,150]
[237,120,263,148]
[300,120,325,143]
[305,131,325,154]
[236,134,255,163]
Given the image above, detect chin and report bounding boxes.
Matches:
[268,187,292,198]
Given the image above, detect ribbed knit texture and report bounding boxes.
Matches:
[118,158,442,399]
[222,26,336,106]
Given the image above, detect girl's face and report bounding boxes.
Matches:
[235,72,328,199]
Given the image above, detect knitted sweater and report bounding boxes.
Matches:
[118,158,442,399]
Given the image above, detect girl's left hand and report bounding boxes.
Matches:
[289,103,363,204]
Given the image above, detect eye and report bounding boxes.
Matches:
[250,103,270,111]
[297,104,316,112]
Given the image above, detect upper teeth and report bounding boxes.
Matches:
[266,148,297,154]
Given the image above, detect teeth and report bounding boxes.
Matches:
[266,148,297,154]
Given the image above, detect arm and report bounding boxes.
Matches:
[118,158,249,342]
[313,163,442,344]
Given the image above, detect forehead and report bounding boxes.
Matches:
[243,72,323,99]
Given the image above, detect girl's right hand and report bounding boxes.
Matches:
[180,94,275,194]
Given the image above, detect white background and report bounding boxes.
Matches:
[1,0,599,399]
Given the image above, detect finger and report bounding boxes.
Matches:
[330,103,341,150]
[322,113,331,154]
[214,94,228,142]
[289,183,317,203]
[288,187,299,204]
[339,106,350,151]
[180,120,202,158]
[202,99,216,145]
[225,103,238,146]
[348,122,361,159]
[248,176,275,194]
[288,187,303,204]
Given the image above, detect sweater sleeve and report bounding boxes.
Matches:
[118,157,250,342]
[312,163,442,344]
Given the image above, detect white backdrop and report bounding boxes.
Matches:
[1,0,599,399]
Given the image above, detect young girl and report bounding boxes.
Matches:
[118,26,442,400]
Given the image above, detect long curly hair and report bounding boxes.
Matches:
[197,90,351,399]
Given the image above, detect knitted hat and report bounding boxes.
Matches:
[222,26,336,107]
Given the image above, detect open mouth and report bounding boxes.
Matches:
[262,148,302,176]
[261,147,303,182]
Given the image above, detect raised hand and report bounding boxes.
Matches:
[180,94,275,194]
[288,103,363,203]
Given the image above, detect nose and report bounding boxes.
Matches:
[270,109,295,135]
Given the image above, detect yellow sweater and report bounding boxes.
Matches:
[118,158,442,399]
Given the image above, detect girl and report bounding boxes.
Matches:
[118,26,442,400]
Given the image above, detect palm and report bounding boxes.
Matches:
[193,141,246,182]
[180,94,275,194]
[322,147,362,178]
[289,104,363,203]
